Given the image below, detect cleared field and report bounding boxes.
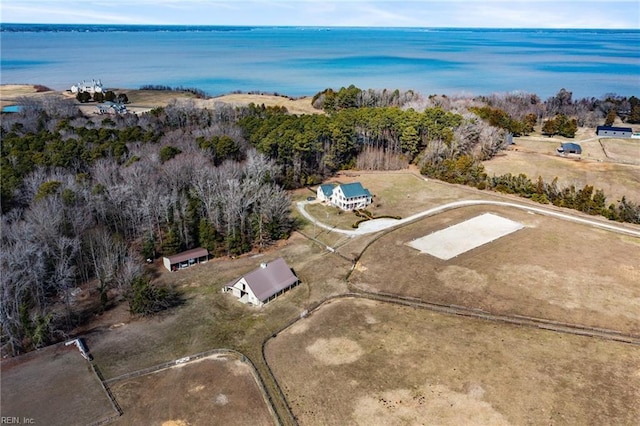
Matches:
[109,354,273,426]
[206,94,321,115]
[0,84,50,109]
[0,343,117,425]
[266,297,640,425]
[349,204,640,335]
[484,134,640,203]
[483,151,640,204]
[601,138,640,164]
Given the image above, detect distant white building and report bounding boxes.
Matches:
[316,182,372,211]
[71,79,104,94]
[596,125,632,138]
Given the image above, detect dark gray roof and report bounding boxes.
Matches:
[164,247,209,264]
[597,125,632,132]
[559,143,582,154]
[238,257,298,302]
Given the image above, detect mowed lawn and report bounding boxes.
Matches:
[266,297,640,425]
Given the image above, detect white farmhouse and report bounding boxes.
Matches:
[317,182,372,211]
[223,257,299,307]
[71,79,104,94]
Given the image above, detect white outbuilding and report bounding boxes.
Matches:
[71,79,104,94]
[223,257,299,306]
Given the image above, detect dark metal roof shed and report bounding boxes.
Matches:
[558,143,582,154]
[165,247,209,265]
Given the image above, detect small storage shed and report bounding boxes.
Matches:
[163,247,209,271]
[596,126,632,138]
[557,143,582,155]
[223,257,299,306]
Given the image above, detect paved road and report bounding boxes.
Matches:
[296,200,640,238]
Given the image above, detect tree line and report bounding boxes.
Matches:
[421,155,640,224]
[1,96,292,355]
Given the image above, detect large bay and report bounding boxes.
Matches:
[1,25,638,98]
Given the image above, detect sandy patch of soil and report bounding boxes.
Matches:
[437,266,489,292]
[407,213,524,260]
[353,384,510,426]
[306,337,364,365]
[214,394,229,405]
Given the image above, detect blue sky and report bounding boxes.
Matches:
[2,0,639,28]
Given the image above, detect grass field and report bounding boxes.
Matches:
[349,203,640,335]
[109,353,273,426]
[206,93,321,115]
[0,343,117,425]
[265,297,640,425]
[483,132,640,204]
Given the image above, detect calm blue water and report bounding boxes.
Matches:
[1,25,639,99]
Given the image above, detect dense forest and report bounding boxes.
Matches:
[1,85,639,356]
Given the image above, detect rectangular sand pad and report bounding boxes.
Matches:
[408,213,524,260]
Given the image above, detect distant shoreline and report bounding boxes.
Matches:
[0,84,321,115]
[2,23,639,32]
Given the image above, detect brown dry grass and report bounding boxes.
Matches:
[484,132,640,203]
[349,203,640,335]
[207,93,322,115]
[85,232,348,380]
[110,354,272,426]
[265,297,640,425]
[0,343,117,425]
[600,138,640,164]
[0,84,50,108]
